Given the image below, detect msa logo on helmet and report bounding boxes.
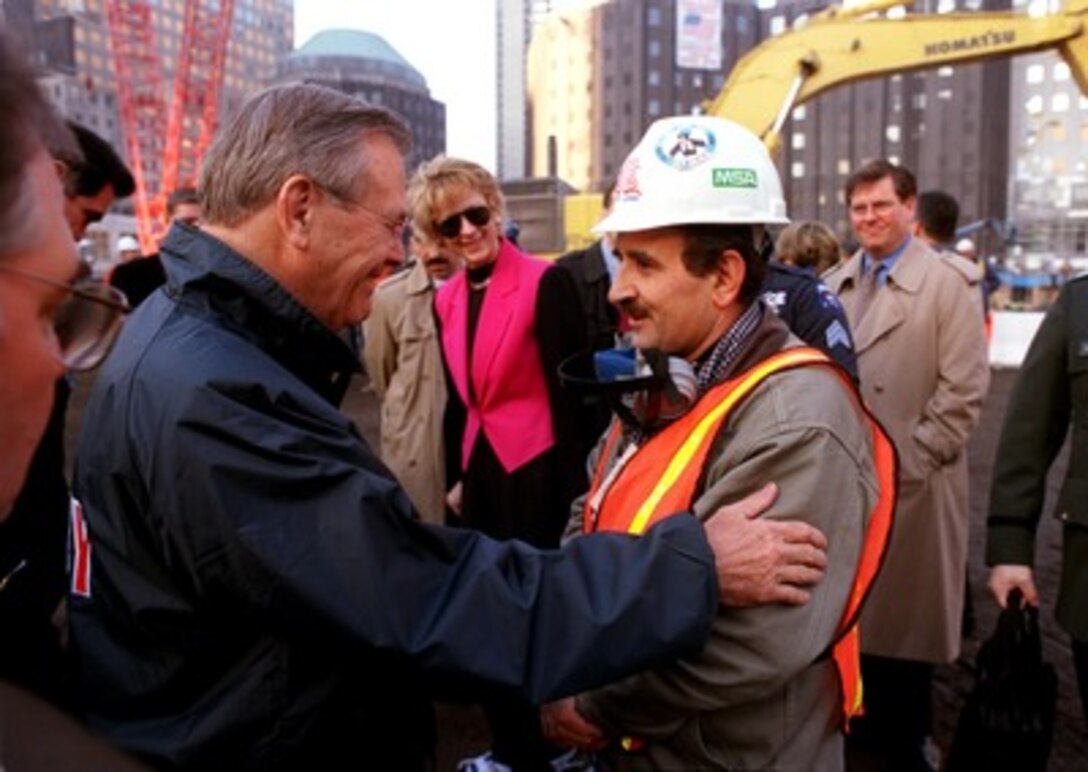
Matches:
[654,124,717,170]
[712,167,758,188]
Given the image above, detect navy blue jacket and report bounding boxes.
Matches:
[69,225,716,770]
[762,261,858,381]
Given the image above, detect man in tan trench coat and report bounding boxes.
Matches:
[364,230,459,524]
[825,159,989,770]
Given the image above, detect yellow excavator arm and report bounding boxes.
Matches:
[705,0,1088,154]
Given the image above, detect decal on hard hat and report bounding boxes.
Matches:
[654,124,716,170]
[712,168,758,188]
[614,156,643,202]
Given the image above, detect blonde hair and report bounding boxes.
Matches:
[407,155,505,242]
[775,221,843,275]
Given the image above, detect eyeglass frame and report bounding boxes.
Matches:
[314,180,407,241]
[0,262,130,371]
[434,206,492,240]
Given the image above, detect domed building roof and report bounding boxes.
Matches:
[289,29,427,91]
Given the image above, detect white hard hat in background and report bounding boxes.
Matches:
[595,116,789,234]
[955,237,977,257]
[117,235,140,252]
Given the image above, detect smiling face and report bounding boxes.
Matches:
[848,175,915,260]
[304,132,408,329]
[608,227,741,361]
[0,150,79,519]
[432,185,501,270]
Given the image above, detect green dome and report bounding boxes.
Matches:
[291,29,426,90]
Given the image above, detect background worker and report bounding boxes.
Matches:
[109,186,201,308]
[556,180,622,444]
[542,115,891,771]
[775,219,843,275]
[762,221,858,380]
[364,227,459,524]
[68,84,829,770]
[826,160,989,770]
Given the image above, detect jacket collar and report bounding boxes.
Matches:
[840,237,932,353]
[160,224,360,406]
[405,258,435,296]
[840,236,927,295]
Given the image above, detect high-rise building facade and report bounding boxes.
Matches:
[772,0,1010,238]
[25,0,293,195]
[527,0,760,193]
[276,29,446,173]
[524,0,1011,243]
[1006,0,1088,262]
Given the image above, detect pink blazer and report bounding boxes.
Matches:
[435,239,555,473]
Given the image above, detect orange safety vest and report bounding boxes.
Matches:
[583,347,896,728]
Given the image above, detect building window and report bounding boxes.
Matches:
[792,105,806,121]
[938,66,954,78]
[1053,92,1071,112]
[938,0,956,12]
[791,161,804,178]
[649,39,661,58]
[1026,63,1045,84]
[1026,94,1044,114]
[1054,62,1071,81]
[886,125,901,142]
[791,132,805,149]
[693,73,703,88]
[648,70,660,86]
[757,0,776,10]
[649,98,661,116]
[837,159,850,175]
[770,15,786,35]
[913,93,927,109]
[648,6,662,26]
[937,88,953,100]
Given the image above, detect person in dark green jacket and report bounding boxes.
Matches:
[987,273,1088,725]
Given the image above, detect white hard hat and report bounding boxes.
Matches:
[955,237,977,256]
[595,116,788,234]
[117,235,140,252]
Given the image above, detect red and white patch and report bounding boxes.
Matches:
[69,497,92,598]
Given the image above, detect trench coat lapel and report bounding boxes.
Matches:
[849,241,927,354]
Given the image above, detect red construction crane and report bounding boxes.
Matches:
[104,0,235,252]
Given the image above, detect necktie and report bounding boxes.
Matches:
[854,264,883,321]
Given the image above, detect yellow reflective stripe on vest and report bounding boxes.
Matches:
[628,347,831,535]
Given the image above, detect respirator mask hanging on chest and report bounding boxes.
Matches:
[559,346,698,430]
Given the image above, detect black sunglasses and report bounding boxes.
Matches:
[435,206,491,239]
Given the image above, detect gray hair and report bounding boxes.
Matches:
[200,83,412,226]
[0,32,69,258]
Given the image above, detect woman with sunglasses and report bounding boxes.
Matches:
[408,157,591,772]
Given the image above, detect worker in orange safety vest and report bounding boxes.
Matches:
[540,115,897,772]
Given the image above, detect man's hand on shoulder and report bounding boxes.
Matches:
[704,483,828,607]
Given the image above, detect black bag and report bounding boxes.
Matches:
[947,589,1057,771]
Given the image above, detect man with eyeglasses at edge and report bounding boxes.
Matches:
[0,29,142,770]
[67,83,829,771]
[1,114,133,710]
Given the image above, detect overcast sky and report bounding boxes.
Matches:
[294,1,498,170]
